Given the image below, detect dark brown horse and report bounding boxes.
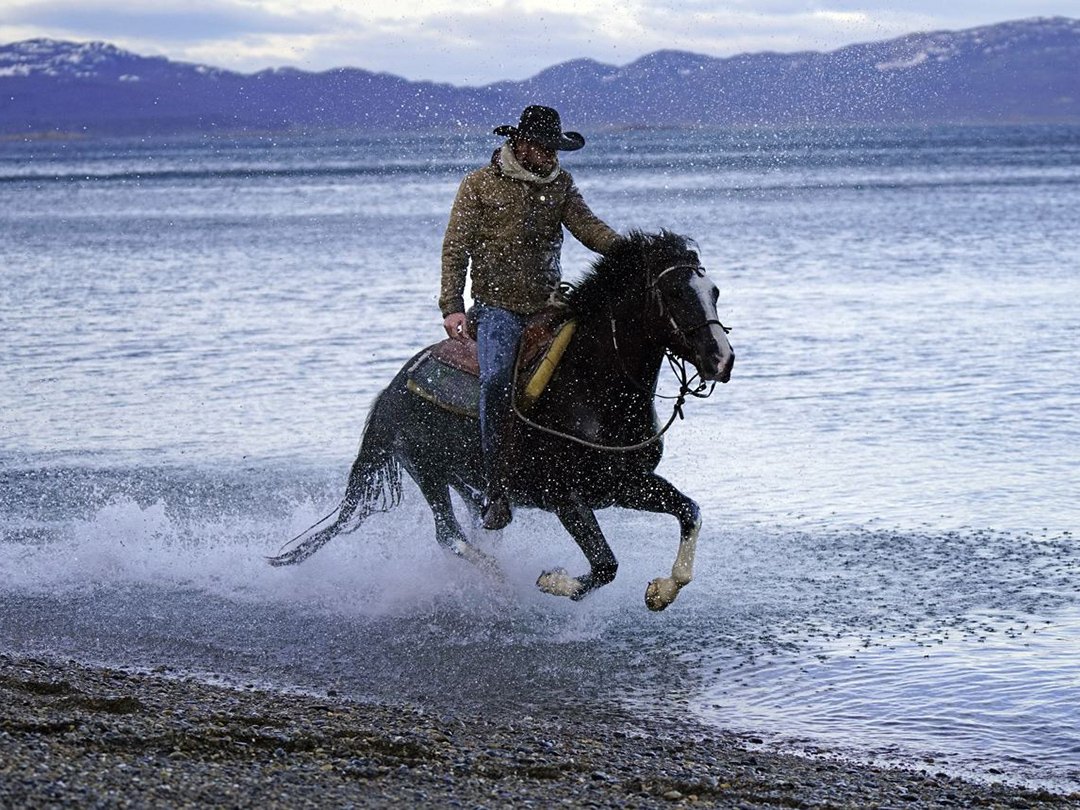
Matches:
[269,231,734,610]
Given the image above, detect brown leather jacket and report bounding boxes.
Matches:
[439,145,618,317]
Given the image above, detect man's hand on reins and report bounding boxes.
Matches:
[444,312,469,342]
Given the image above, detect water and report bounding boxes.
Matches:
[2,125,1078,791]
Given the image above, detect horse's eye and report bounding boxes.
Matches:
[711,287,719,304]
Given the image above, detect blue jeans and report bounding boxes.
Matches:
[476,303,527,493]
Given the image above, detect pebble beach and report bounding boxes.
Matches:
[2,654,1076,809]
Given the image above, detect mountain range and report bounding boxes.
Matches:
[2,16,1078,137]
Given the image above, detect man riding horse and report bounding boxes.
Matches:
[440,105,619,530]
[270,108,734,610]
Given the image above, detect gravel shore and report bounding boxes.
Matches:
[2,654,1076,809]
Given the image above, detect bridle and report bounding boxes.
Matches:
[646,263,732,346]
[510,262,732,453]
[613,262,730,400]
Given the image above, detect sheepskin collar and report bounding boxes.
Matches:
[495,143,561,185]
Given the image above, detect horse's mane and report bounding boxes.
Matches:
[567,230,698,317]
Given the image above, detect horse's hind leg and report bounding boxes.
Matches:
[613,473,701,611]
[537,498,618,601]
[406,462,501,577]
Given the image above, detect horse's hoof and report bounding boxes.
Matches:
[537,568,583,599]
[645,577,680,611]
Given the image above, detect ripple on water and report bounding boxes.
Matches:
[689,526,1080,793]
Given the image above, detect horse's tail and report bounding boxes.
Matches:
[267,391,402,566]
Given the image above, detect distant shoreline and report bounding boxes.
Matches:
[0,130,89,142]
[3,119,1080,145]
[2,653,1075,809]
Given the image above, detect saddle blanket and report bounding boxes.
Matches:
[406,318,576,419]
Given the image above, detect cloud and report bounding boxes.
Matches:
[1,0,342,41]
[213,2,628,84]
[406,4,622,79]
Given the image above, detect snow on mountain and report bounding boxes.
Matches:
[0,38,225,80]
[1,39,134,77]
[862,16,1080,72]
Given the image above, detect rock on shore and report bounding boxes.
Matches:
[1,654,1076,809]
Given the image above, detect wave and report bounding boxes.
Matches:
[0,163,471,184]
[3,164,1077,193]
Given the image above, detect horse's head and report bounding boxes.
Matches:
[626,231,734,383]
[648,257,735,384]
[569,230,735,383]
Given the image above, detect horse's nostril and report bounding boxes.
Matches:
[697,352,725,380]
[700,349,734,382]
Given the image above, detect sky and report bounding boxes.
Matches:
[1,0,1077,85]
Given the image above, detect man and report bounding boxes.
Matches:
[440,105,618,530]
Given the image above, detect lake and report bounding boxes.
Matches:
[1,124,1078,790]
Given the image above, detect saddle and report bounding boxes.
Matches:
[406,306,576,418]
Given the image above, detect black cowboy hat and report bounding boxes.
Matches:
[493,105,585,151]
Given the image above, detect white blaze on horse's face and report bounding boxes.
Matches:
[684,269,735,383]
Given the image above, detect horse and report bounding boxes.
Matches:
[268,230,735,610]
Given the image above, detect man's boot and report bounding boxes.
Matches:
[481,403,519,530]
[481,426,515,530]
[481,488,512,530]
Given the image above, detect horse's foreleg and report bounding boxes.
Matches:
[613,473,701,611]
[538,499,618,601]
[450,480,486,528]
[407,462,502,579]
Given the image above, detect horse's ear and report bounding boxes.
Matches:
[656,228,694,254]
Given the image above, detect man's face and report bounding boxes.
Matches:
[513,139,557,174]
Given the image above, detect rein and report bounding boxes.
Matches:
[510,359,691,453]
[510,263,730,453]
